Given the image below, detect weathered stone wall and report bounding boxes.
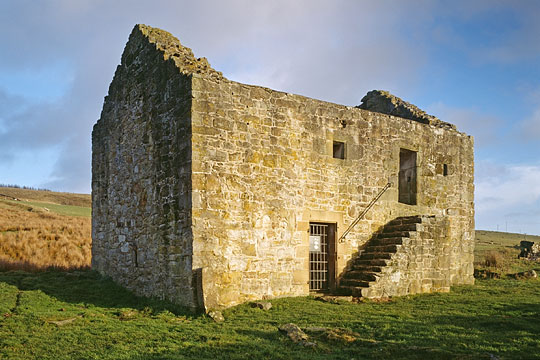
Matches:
[191,74,474,309]
[92,25,198,309]
[93,24,474,311]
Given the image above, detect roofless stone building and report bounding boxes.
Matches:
[92,24,475,311]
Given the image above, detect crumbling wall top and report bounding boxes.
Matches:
[135,24,223,81]
[358,90,456,130]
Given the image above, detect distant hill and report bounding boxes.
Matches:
[474,230,540,276]
[0,186,538,273]
[0,186,90,208]
[475,230,540,253]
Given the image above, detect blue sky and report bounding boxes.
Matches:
[0,0,539,234]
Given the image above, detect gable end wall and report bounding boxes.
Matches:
[92,27,197,309]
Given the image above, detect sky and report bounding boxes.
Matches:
[0,0,539,234]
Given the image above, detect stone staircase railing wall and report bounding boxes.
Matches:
[339,215,452,298]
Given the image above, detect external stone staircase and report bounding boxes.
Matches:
[338,215,444,298]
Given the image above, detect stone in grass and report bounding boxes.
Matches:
[279,323,316,347]
[474,269,501,279]
[208,310,224,322]
[509,269,537,280]
[314,295,353,304]
[48,316,81,327]
[251,301,272,310]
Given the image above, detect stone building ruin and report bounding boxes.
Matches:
[92,24,475,311]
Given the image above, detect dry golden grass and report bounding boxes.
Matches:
[0,192,91,271]
[483,250,505,268]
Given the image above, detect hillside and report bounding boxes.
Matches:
[1,186,539,273]
[0,187,91,271]
[0,186,91,207]
[475,230,540,253]
[474,230,540,275]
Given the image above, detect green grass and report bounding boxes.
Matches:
[475,230,540,254]
[1,270,539,359]
[5,199,91,217]
[0,229,538,359]
[475,230,540,275]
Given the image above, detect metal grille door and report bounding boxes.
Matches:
[309,223,329,291]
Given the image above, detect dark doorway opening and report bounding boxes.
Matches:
[333,141,345,159]
[309,223,336,292]
[398,149,417,205]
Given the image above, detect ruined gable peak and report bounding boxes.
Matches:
[358,90,456,130]
[131,24,223,80]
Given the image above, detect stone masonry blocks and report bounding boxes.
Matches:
[92,24,474,310]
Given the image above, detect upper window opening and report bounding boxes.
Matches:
[398,148,417,205]
[443,164,448,176]
[333,141,345,159]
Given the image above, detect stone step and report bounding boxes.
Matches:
[335,215,432,299]
[340,278,371,288]
[387,216,422,226]
[364,244,400,254]
[382,223,418,233]
[338,286,367,297]
[359,252,392,260]
[354,259,390,267]
[343,271,378,282]
[376,231,413,239]
[371,237,408,246]
[351,265,383,273]
[336,286,353,296]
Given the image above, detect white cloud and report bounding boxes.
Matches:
[475,161,540,234]
[0,0,538,197]
[426,102,503,146]
[476,163,540,210]
[0,0,440,192]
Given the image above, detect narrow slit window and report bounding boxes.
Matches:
[398,148,417,205]
[443,164,448,176]
[333,141,345,159]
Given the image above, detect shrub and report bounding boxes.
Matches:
[483,250,505,269]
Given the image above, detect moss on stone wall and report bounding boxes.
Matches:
[93,24,475,311]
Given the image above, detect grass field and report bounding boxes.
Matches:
[0,188,539,359]
[0,187,91,271]
[0,270,539,359]
[475,230,540,254]
[475,230,540,275]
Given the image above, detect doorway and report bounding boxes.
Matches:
[309,223,336,292]
[398,148,417,205]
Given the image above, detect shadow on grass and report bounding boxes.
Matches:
[122,329,488,360]
[0,269,199,317]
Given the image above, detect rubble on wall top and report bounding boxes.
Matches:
[135,24,223,80]
[132,25,455,131]
[357,90,456,130]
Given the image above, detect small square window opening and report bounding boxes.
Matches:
[333,141,345,159]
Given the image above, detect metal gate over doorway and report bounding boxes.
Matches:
[309,223,336,292]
